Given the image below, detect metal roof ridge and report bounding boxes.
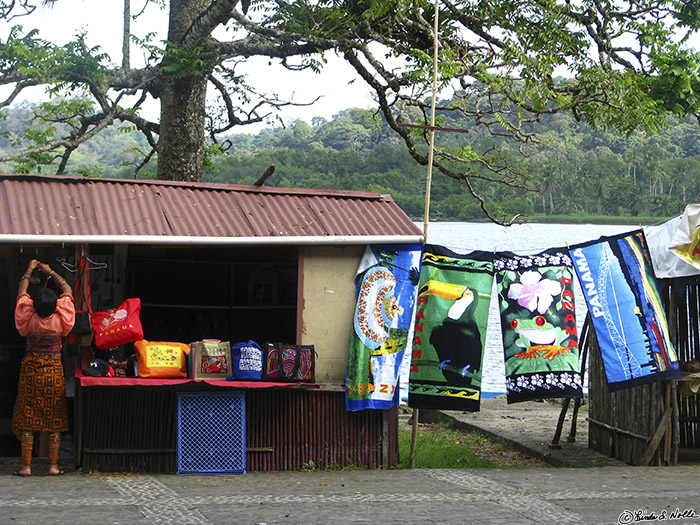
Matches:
[0,173,389,200]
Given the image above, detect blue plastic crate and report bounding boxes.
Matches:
[176,391,246,475]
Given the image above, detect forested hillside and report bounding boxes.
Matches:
[2,100,699,222]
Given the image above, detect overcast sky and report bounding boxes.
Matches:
[3,0,377,132]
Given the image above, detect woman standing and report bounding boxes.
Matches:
[13,258,75,477]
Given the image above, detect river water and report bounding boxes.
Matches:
[418,221,637,395]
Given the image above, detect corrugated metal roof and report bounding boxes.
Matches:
[0,174,424,245]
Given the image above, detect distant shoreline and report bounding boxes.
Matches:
[418,215,672,226]
[520,215,669,225]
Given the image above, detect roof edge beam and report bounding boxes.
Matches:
[0,234,425,246]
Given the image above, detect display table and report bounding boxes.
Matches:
[73,370,322,473]
[74,369,321,389]
[73,372,391,474]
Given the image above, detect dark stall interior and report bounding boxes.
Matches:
[125,244,298,344]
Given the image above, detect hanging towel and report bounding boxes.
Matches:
[495,248,583,403]
[408,245,494,412]
[569,230,681,391]
[345,243,423,411]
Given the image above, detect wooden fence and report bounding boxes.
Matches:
[588,276,700,465]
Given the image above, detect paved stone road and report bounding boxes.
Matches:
[1,466,699,524]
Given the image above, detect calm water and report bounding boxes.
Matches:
[418,221,636,395]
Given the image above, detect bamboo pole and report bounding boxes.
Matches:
[422,0,439,241]
[671,380,679,465]
[410,0,440,469]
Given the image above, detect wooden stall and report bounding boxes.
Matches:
[588,276,700,465]
[0,174,422,471]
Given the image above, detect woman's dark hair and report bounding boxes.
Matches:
[34,288,57,318]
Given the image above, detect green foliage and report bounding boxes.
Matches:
[73,165,104,178]
[647,47,700,116]
[2,0,700,201]
[161,43,219,78]
[0,26,109,90]
[203,141,225,174]
[11,123,56,173]
[301,459,317,471]
[36,98,96,127]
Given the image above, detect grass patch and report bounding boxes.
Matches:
[393,421,547,469]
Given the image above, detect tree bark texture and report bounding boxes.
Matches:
[157,0,211,181]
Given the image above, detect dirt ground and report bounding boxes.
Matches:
[467,435,549,467]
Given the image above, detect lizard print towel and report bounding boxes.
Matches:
[346,243,423,411]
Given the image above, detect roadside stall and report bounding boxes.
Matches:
[0,174,423,473]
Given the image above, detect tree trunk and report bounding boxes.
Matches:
[157,0,210,182]
[548,188,555,214]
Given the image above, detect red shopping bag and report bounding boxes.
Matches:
[91,298,144,349]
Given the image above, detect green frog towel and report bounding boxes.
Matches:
[495,248,583,403]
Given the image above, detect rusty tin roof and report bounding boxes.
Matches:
[0,174,424,245]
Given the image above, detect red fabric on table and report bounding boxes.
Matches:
[74,369,320,388]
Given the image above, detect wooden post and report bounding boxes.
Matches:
[567,317,589,443]
[550,398,570,448]
[663,383,671,464]
[422,0,439,241]
[667,281,680,466]
[409,0,440,469]
[409,409,419,468]
[671,380,679,466]
[568,397,581,443]
[640,407,672,466]
[382,408,391,469]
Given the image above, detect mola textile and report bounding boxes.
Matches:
[569,230,681,391]
[408,245,493,412]
[346,244,422,411]
[495,248,583,403]
[668,204,700,271]
[644,215,700,279]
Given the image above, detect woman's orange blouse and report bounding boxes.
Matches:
[14,293,75,337]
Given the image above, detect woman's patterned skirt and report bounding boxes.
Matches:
[12,351,69,438]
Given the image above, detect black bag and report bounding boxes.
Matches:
[107,347,129,377]
[263,342,315,383]
[70,311,92,335]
